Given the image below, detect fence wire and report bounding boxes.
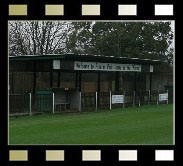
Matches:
[9,94,30,116]
[81,92,96,111]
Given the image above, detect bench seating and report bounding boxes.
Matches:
[54,103,70,110]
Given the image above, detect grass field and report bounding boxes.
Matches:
[9,104,173,145]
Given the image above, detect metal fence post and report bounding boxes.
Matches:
[109,91,112,110]
[53,93,55,114]
[79,92,82,112]
[123,91,125,108]
[139,91,141,107]
[29,93,32,116]
[96,92,98,110]
[133,91,136,107]
[157,90,159,105]
[148,90,151,105]
[167,90,169,104]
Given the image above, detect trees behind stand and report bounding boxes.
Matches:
[9,21,72,56]
[9,21,174,65]
[66,22,173,65]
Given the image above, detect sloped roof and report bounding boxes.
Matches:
[9,53,161,65]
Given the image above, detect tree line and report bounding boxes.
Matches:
[9,21,173,64]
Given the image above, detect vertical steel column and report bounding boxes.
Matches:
[133,72,137,107]
[115,72,120,91]
[97,72,100,106]
[123,91,125,108]
[50,61,53,88]
[157,90,159,105]
[149,72,152,103]
[79,71,82,91]
[167,90,169,104]
[33,61,37,95]
[53,93,55,114]
[57,71,61,87]
[75,71,79,87]
[11,72,14,94]
[29,93,32,116]
[109,91,112,110]
[97,71,101,92]
[148,90,151,105]
[79,92,82,112]
[96,92,98,111]
[139,90,141,107]
[134,72,137,91]
[133,91,136,107]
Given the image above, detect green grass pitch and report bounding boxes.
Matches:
[9,104,173,145]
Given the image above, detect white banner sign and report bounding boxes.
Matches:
[74,61,141,72]
[159,93,168,101]
[53,60,60,69]
[112,95,124,104]
[150,65,153,72]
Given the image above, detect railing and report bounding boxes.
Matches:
[9,93,53,116]
[9,90,172,116]
[32,94,53,114]
[139,90,149,105]
[9,94,31,116]
[81,92,96,111]
[81,90,171,111]
[124,91,134,107]
[149,90,158,104]
[97,92,110,110]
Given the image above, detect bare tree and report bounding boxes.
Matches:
[9,21,72,56]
